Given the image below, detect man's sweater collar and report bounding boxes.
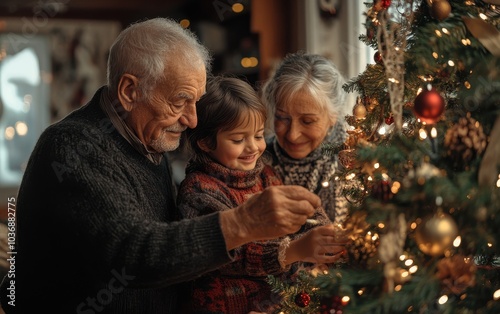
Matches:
[99,86,163,165]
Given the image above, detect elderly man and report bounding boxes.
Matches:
[0,18,319,313]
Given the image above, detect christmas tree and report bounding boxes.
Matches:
[268,0,500,313]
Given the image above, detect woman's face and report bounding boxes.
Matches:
[274,89,335,159]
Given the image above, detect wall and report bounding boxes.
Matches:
[251,0,372,106]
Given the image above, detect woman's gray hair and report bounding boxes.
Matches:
[107,17,212,101]
[261,52,347,135]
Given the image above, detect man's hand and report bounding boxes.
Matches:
[284,224,349,265]
[220,185,320,250]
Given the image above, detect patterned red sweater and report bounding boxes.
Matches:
[177,156,330,313]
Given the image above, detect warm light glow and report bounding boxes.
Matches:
[493,289,500,300]
[395,285,402,291]
[249,56,258,67]
[399,254,406,261]
[432,52,439,59]
[378,222,385,229]
[15,121,28,136]
[241,58,251,68]
[232,3,244,13]
[464,81,471,89]
[179,19,190,28]
[404,259,413,266]
[409,265,418,273]
[401,271,410,278]
[419,128,427,140]
[388,77,399,84]
[410,222,417,229]
[241,57,258,68]
[341,296,350,305]
[488,243,493,247]
[479,13,487,20]
[322,181,329,187]
[378,126,387,135]
[441,28,449,34]
[374,163,380,169]
[430,127,437,138]
[4,126,15,140]
[358,289,364,295]
[435,29,442,37]
[438,295,448,305]
[346,173,356,180]
[453,236,461,247]
[448,60,455,67]
[391,181,401,194]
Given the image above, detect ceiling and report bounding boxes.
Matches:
[0,0,192,25]
[0,0,186,12]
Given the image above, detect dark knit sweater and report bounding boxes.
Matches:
[0,87,231,314]
[177,157,330,313]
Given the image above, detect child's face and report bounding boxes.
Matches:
[207,112,266,171]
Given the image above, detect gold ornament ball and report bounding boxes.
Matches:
[353,102,367,120]
[430,0,451,21]
[415,212,458,256]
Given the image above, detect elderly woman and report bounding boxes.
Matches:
[261,52,353,224]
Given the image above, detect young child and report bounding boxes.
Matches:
[177,76,345,314]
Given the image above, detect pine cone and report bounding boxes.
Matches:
[444,115,487,165]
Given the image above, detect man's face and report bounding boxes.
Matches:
[128,59,206,153]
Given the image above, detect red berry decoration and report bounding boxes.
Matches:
[374,0,391,11]
[294,291,311,307]
[413,86,446,124]
[381,0,391,9]
[385,115,394,125]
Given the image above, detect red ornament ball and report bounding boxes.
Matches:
[413,87,446,124]
[374,51,383,65]
[385,115,394,125]
[294,291,311,307]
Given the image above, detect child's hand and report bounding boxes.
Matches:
[286,224,349,265]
